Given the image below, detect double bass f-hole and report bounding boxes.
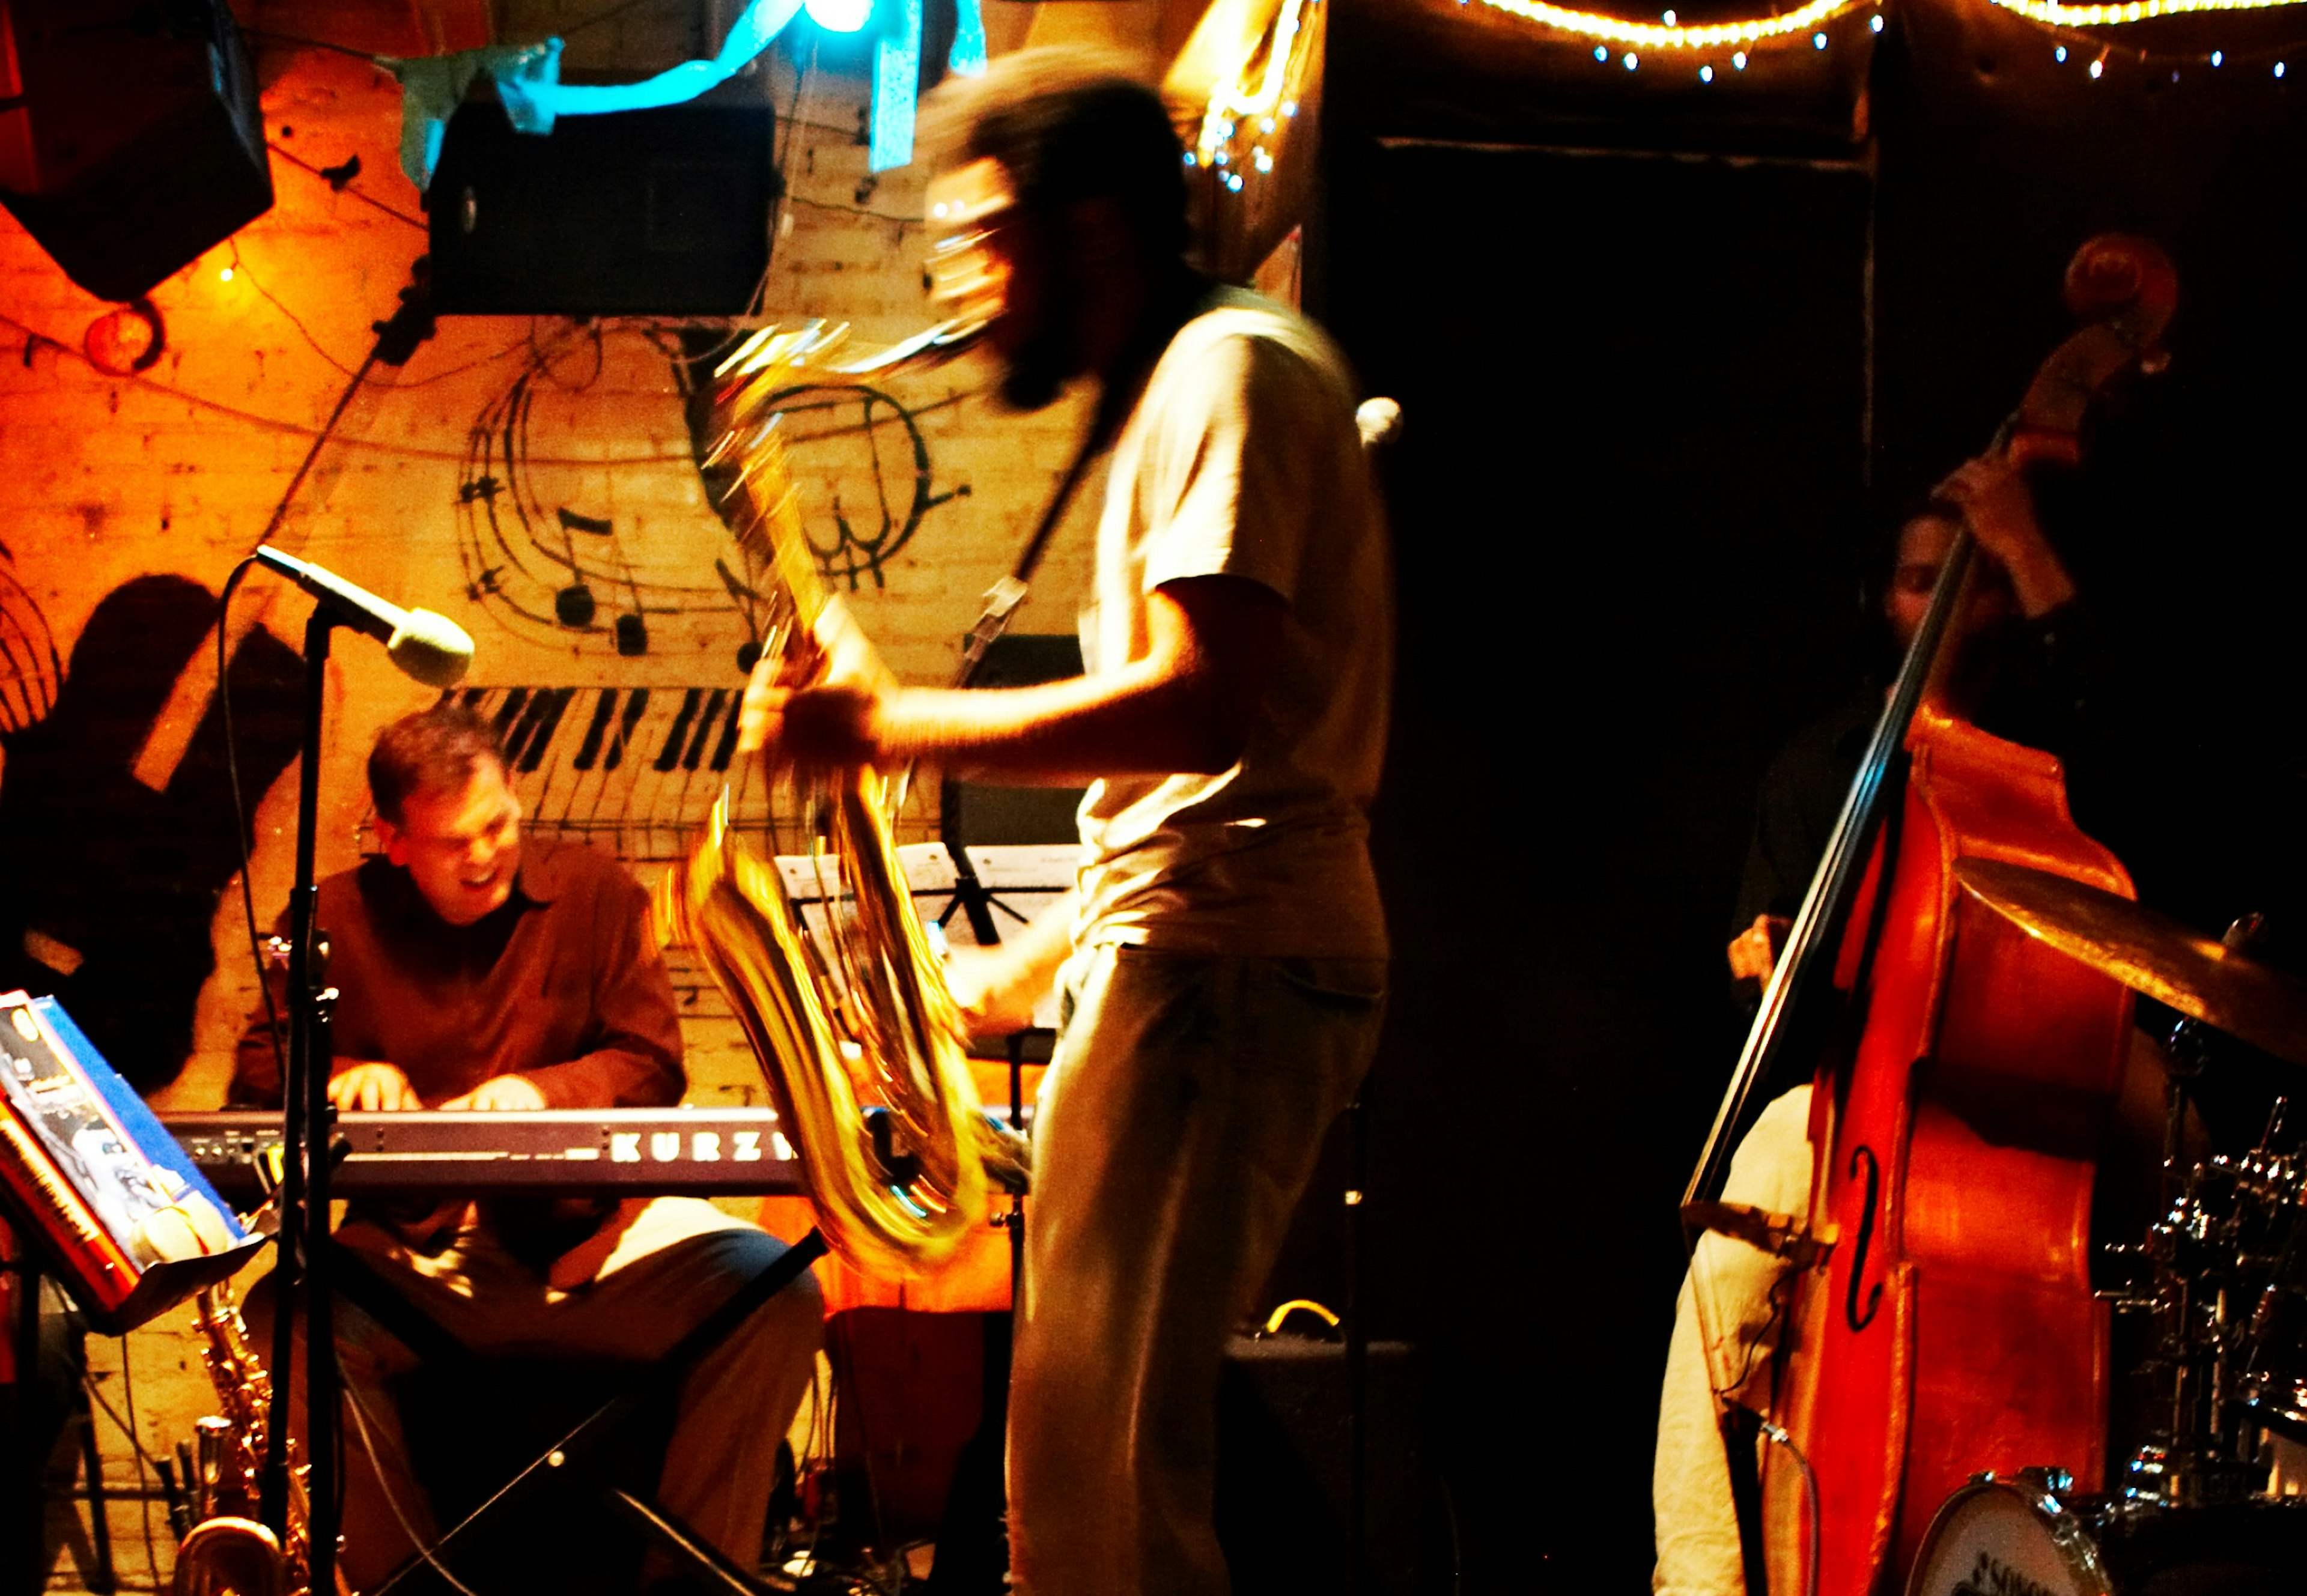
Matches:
[1845,1145,1883,1332]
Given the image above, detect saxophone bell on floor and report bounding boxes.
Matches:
[169,1281,338,1596]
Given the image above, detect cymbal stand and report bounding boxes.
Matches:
[2114,985,2271,1505]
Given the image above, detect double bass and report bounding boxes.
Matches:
[1683,235,2179,1596]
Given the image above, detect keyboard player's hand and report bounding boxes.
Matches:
[440,1074,549,1112]
[329,1062,425,1112]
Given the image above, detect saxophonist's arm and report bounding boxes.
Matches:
[944,891,1077,1041]
[746,575,1283,781]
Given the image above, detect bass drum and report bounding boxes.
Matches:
[1907,1477,2307,1596]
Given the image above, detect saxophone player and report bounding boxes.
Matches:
[746,55,1392,1596]
[233,703,821,1591]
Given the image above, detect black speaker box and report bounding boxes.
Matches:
[1217,1336,1433,1595]
[0,0,273,302]
[427,90,777,316]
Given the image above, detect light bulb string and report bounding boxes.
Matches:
[1196,0,1315,160]
[1477,0,1856,49]
[1453,0,2307,55]
[1195,0,2307,181]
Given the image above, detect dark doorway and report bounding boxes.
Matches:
[1318,141,1873,1592]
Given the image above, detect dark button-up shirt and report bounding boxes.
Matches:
[232,839,683,1110]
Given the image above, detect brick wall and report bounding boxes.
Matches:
[0,38,1104,1109]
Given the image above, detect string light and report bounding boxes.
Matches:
[1188,0,1322,205]
[1466,0,2307,54]
[1984,0,2307,27]
[2213,47,2225,61]
[1700,61,1715,77]
[1196,0,1307,157]
[1472,0,1853,50]
[2090,53,2105,71]
[2056,41,2068,55]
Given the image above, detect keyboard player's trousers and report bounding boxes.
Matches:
[252,1195,821,1591]
[1007,945,1387,1596]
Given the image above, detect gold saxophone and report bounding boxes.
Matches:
[171,1280,337,1596]
[654,311,1024,1280]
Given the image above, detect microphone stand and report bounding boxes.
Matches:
[259,608,343,1596]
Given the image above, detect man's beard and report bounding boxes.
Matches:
[992,285,1080,412]
[995,329,1070,411]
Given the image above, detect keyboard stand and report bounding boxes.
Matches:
[340,1225,829,1596]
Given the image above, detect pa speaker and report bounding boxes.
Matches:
[0,0,273,302]
[428,91,777,316]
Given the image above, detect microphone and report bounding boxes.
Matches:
[253,547,475,688]
[1355,396,1403,451]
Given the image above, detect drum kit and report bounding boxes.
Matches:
[1901,861,2307,1596]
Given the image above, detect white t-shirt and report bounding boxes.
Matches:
[1073,287,1392,959]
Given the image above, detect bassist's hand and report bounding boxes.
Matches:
[1728,914,1792,985]
[1936,455,2077,619]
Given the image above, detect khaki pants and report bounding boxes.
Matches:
[257,1196,822,1592]
[1653,1085,1814,1596]
[1009,944,1386,1596]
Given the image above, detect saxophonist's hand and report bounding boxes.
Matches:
[744,679,886,771]
[741,596,900,771]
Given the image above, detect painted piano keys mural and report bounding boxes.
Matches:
[431,682,767,864]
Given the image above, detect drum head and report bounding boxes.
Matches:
[1907,1481,2113,1596]
[1911,1482,2307,1596]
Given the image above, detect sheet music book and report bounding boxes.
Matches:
[0,991,264,1332]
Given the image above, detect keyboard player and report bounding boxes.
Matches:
[231,702,821,1591]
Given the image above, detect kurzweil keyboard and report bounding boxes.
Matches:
[164,1109,807,1202]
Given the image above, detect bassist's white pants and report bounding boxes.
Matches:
[1654,1085,1815,1596]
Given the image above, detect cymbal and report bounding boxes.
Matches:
[1953,858,2307,1069]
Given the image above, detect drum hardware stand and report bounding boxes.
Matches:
[2105,962,2283,1507]
[1004,1031,1029,1314]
